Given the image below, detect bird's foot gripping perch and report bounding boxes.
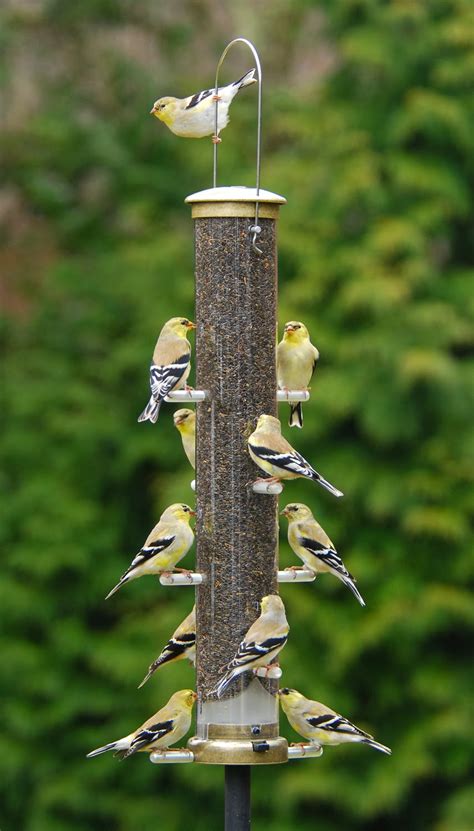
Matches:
[253,664,282,680]
[173,568,194,579]
[290,742,309,755]
[211,134,222,144]
[251,477,283,495]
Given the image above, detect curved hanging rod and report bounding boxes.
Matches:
[213,37,263,254]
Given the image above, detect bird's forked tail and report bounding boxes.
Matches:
[138,653,169,688]
[105,575,129,600]
[233,69,257,90]
[310,469,344,499]
[87,740,124,758]
[289,402,303,428]
[362,738,392,755]
[342,574,366,607]
[138,396,161,424]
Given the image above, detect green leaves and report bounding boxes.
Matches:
[1,2,473,830]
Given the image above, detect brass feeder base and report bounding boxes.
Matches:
[188,723,288,765]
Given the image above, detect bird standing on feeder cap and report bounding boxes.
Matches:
[248,414,343,497]
[150,69,257,143]
[138,317,196,425]
[211,594,289,698]
[278,688,391,755]
[139,605,196,688]
[87,690,197,760]
[105,504,195,598]
[173,408,196,469]
[280,503,365,606]
[277,321,319,428]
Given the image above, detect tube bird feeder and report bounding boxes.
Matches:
[186,185,287,765]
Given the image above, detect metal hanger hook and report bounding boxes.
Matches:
[213,37,263,255]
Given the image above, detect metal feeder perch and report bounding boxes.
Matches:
[159,569,316,586]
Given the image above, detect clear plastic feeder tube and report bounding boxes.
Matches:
[186,188,288,765]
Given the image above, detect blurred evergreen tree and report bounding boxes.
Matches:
[1,1,472,830]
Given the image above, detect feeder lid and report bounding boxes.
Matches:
[185,186,286,205]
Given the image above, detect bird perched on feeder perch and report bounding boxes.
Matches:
[139,605,196,688]
[212,594,289,698]
[105,504,195,598]
[150,69,257,143]
[87,689,197,760]
[278,688,391,755]
[138,317,196,424]
[280,503,365,606]
[277,321,319,428]
[173,408,196,469]
[248,414,343,497]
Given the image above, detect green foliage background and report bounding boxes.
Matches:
[1,1,473,829]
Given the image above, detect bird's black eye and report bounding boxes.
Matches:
[182,504,189,511]
[290,505,297,512]
[294,324,300,329]
[280,688,290,695]
[181,319,189,325]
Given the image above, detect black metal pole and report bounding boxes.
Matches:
[225,766,251,831]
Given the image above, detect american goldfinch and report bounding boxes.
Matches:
[150,69,256,142]
[87,689,197,760]
[280,503,365,606]
[173,408,196,469]
[248,414,343,498]
[277,321,319,428]
[138,317,195,424]
[139,606,196,688]
[213,595,289,698]
[278,688,391,755]
[105,504,195,599]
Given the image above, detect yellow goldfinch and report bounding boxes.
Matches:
[105,504,195,599]
[138,317,195,424]
[248,414,343,498]
[173,408,196,469]
[280,503,365,606]
[150,69,256,142]
[139,606,196,688]
[278,688,391,755]
[87,689,197,760]
[277,321,319,428]
[212,595,289,698]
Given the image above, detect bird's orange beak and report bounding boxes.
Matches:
[189,509,197,517]
[192,691,198,701]
[187,321,197,330]
[285,325,296,334]
[280,508,289,517]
